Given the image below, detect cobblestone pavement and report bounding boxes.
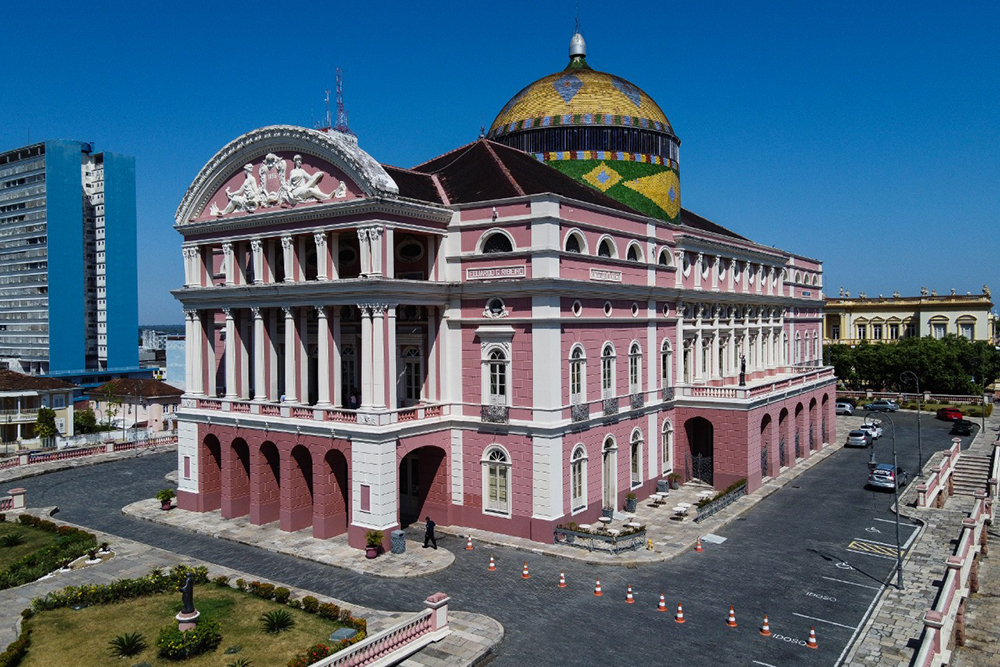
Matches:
[0,443,177,486]
[952,528,1000,667]
[0,509,499,666]
[845,410,1000,667]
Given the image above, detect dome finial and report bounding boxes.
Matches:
[569,22,586,60]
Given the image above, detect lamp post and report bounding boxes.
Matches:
[867,410,903,590]
[900,371,923,475]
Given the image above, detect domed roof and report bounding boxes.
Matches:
[489,35,672,138]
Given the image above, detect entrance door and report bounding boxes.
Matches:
[399,452,420,523]
[685,417,714,485]
[602,439,617,510]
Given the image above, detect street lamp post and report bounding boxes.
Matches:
[900,371,923,475]
[867,410,903,590]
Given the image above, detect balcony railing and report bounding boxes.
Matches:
[630,393,644,410]
[571,403,589,422]
[603,397,619,416]
[480,404,510,424]
[662,387,675,402]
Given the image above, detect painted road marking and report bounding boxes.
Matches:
[701,533,727,544]
[835,561,855,570]
[865,526,881,533]
[822,576,880,591]
[792,612,857,630]
[770,633,808,646]
[846,539,900,559]
[835,580,889,666]
[853,537,902,548]
[752,661,778,667]
[805,591,837,602]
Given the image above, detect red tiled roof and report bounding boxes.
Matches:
[0,369,76,392]
[89,378,183,399]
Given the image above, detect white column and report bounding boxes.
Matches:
[777,268,785,297]
[372,304,386,408]
[330,233,340,280]
[727,258,735,292]
[369,226,384,276]
[224,308,237,399]
[694,308,704,382]
[297,236,307,282]
[182,248,195,286]
[359,304,373,408]
[252,308,266,401]
[314,232,328,281]
[267,310,278,401]
[757,265,764,294]
[386,305,397,409]
[711,321,721,380]
[332,308,342,407]
[316,306,331,406]
[251,239,263,284]
[281,236,294,283]
[265,239,276,283]
[694,253,703,289]
[184,309,194,391]
[675,301,685,383]
[674,250,684,288]
[238,311,249,397]
[298,307,309,403]
[358,229,371,276]
[283,307,297,403]
[767,266,774,296]
[426,306,438,401]
[222,243,235,286]
[384,227,394,279]
[711,255,720,291]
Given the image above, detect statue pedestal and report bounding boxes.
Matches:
[176,610,200,632]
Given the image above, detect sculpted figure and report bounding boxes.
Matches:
[288,155,333,203]
[211,164,260,216]
[180,574,195,614]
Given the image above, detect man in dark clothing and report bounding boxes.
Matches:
[423,516,437,549]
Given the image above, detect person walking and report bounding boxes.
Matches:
[423,516,437,549]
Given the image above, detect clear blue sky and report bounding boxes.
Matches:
[2,1,997,324]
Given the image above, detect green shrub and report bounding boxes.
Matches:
[108,631,147,657]
[273,587,290,604]
[287,642,333,667]
[227,659,253,667]
[156,618,222,659]
[301,596,319,613]
[317,602,340,620]
[0,534,25,548]
[260,609,295,634]
[235,578,247,592]
[248,581,275,600]
[287,598,302,609]
[0,518,97,591]
[213,575,231,587]
[696,478,748,508]
[0,627,30,667]
[32,565,208,612]
[338,608,352,623]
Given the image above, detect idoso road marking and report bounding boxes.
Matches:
[805,591,837,602]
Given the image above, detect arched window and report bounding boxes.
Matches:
[657,248,671,266]
[481,231,513,254]
[483,446,511,516]
[597,236,616,258]
[661,420,674,474]
[564,231,584,254]
[682,339,693,384]
[795,333,802,364]
[629,342,642,394]
[626,242,642,262]
[601,343,616,398]
[401,346,422,405]
[341,344,357,407]
[630,429,643,486]
[571,445,587,511]
[660,340,672,390]
[569,345,586,404]
[488,348,508,402]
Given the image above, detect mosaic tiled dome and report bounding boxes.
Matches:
[488,32,683,223]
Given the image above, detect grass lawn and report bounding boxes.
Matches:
[22,586,350,667]
[0,522,62,571]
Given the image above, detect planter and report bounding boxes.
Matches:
[601,507,614,519]
[160,501,172,510]
[553,527,647,554]
[365,546,379,559]
[624,497,638,512]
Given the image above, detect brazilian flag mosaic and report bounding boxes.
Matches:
[547,159,681,223]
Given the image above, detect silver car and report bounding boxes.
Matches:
[846,430,872,447]
[836,402,855,415]
[868,463,908,490]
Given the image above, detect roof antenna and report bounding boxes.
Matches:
[332,68,357,142]
[324,89,332,130]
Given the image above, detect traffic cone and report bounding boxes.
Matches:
[726,605,738,627]
[488,555,496,571]
[521,561,530,579]
[558,571,566,588]
[695,536,703,552]
[657,594,667,612]
[760,615,771,636]
[594,579,603,596]
[626,585,635,604]
[806,626,818,649]
[465,535,474,550]
[675,603,686,623]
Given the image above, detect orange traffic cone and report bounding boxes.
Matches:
[695,536,703,552]
[626,585,635,604]
[521,561,530,579]
[465,535,474,550]
[488,555,496,571]
[760,615,771,636]
[657,594,667,612]
[594,579,603,596]
[726,605,738,627]
[806,626,818,649]
[675,603,686,623]
[558,571,566,588]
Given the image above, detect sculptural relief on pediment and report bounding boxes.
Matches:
[199,152,359,220]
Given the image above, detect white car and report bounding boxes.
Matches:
[859,422,882,440]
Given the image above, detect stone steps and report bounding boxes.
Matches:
[952,455,992,496]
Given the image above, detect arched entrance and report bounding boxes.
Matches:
[794,403,805,459]
[821,394,830,442]
[684,417,714,485]
[778,408,790,468]
[282,445,314,532]
[251,440,281,525]
[201,434,222,510]
[808,398,818,450]
[399,446,447,527]
[222,437,250,518]
[314,449,349,538]
[760,414,773,478]
[602,436,618,511]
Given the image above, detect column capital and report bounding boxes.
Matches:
[222,242,233,256]
[250,306,262,319]
[222,307,233,319]
[282,306,295,319]
[313,231,327,247]
[357,228,368,242]
[281,235,293,250]
[315,305,328,318]
[357,303,371,316]
[371,303,386,316]
[250,238,262,252]
[182,247,197,259]
[183,308,198,319]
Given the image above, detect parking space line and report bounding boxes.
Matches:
[903,527,920,549]
[834,580,888,666]
[792,612,856,630]
[752,661,778,667]
[872,517,917,527]
[821,576,880,591]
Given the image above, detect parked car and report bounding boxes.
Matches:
[837,397,857,407]
[835,402,855,415]
[863,399,898,412]
[936,407,963,421]
[859,422,883,440]
[868,463,909,490]
[950,420,975,436]
[846,430,873,448]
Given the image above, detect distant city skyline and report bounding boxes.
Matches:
[2,1,996,324]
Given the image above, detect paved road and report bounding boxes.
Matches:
[16,412,974,667]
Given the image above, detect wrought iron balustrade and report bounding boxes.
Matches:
[571,404,589,423]
[480,404,510,424]
[662,387,675,402]
[630,393,644,410]
[602,397,619,416]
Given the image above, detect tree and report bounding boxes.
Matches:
[74,408,101,434]
[35,407,57,439]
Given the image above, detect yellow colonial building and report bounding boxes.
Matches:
[824,287,996,346]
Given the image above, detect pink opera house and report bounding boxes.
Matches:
[172,33,835,548]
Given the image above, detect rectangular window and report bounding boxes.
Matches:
[905,323,916,338]
[889,324,899,340]
[872,324,883,340]
[960,323,974,340]
[857,324,866,340]
[361,484,371,512]
[183,456,191,479]
[52,394,66,409]
[933,323,947,339]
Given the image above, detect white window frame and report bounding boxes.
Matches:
[477,326,515,407]
[596,234,618,259]
[628,341,642,394]
[476,228,516,254]
[563,228,587,254]
[626,241,644,263]
[660,339,672,389]
[601,343,616,398]
[661,419,674,474]
[932,322,947,339]
[569,344,586,405]
[570,444,587,513]
[482,445,512,517]
[630,428,643,487]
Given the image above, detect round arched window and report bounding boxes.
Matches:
[396,236,424,262]
[482,233,513,254]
